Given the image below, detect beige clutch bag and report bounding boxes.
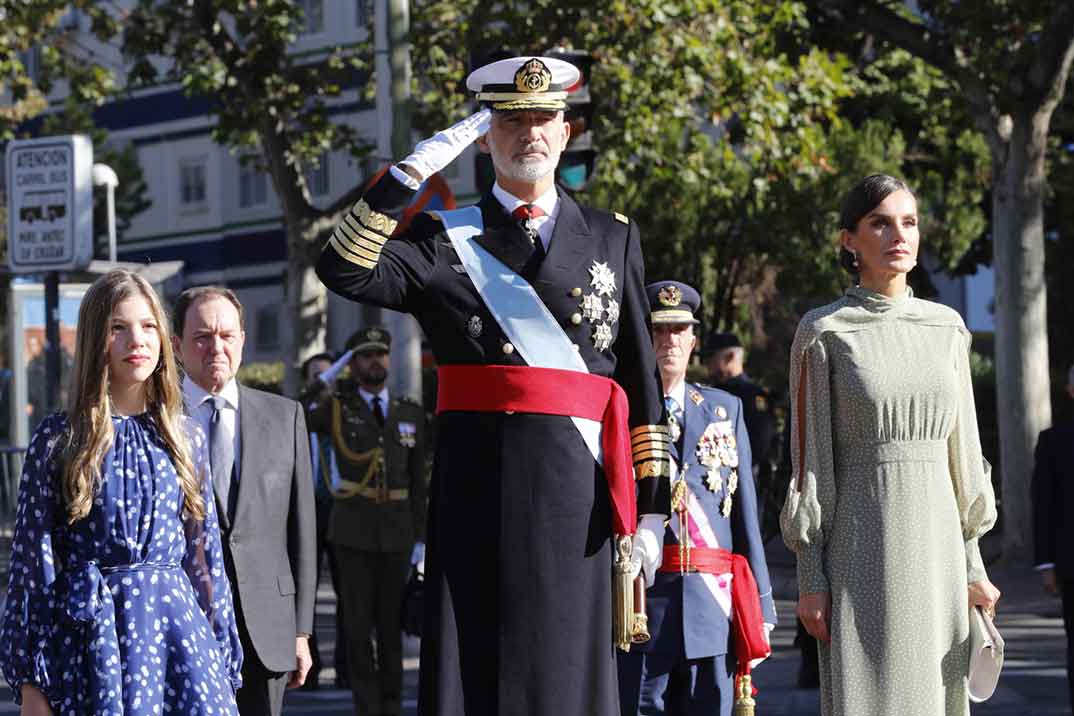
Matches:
[968,605,1004,703]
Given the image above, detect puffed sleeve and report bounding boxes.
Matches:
[0,414,65,705]
[180,420,243,691]
[780,323,837,595]
[947,329,997,583]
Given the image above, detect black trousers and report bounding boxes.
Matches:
[335,544,410,716]
[1062,578,1074,713]
[308,498,348,682]
[235,598,288,716]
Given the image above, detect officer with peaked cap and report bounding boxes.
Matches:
[706,332,779,536]
[618,281,776,716]
[316,56,670,715]
[306,326,427,716]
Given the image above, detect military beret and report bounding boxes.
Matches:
[645,280,701,325]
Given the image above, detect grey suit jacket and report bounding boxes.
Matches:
[220,384,316,673]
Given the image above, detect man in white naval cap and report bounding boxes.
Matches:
[317,55,671,715]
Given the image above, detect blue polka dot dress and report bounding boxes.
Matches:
[0,413,243,715]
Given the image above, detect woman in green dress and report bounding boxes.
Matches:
[781,174,1001,715]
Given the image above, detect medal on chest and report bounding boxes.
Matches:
[696,419,740,517]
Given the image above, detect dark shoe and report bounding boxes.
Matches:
[299,670,321,691]
[796,659,820,689]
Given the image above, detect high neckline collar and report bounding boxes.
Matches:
[846,285,913,313]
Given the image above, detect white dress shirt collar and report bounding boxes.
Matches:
[358,385,390,414]
[665,379,687,411]
[492,182,559,218]
[183,375,240,411]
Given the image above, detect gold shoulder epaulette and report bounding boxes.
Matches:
[614,212,629,224]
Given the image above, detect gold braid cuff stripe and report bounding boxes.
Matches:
[350,199,398,236]
[329,236,378,269]
[635,459,671,480]
[627,450,670,461]
[335,221,387,258]
[631,424,671,441]
[342,212,390,246]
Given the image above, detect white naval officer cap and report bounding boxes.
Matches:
[466,56,581,112]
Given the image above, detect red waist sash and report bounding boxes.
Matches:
[659,546,770,672]
[436,364,636,536]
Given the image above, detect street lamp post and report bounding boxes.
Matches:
[92,163,118,262]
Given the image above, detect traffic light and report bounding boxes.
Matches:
[546,48,596,193]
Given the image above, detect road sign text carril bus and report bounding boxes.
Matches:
[5,135,93,273]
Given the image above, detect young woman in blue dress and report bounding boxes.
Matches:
[0,269,242,715]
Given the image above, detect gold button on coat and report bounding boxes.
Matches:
[570,287,582,297]
[571,313,583,325]
[502,342,515,354]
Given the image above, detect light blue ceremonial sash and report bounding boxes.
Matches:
[432,206,603,464]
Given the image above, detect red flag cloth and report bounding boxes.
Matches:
[436,364,636,536]
[659,545,770,674]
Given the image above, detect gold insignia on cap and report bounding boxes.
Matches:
[658,285,682,307]
[515,58,552,93]
[368,329,382,341]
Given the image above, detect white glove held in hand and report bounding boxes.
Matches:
[629,514,666,588]
[399,108,492,183]
[317,348,354,385]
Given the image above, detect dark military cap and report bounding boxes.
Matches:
[708,332,742,351]
[346,325,391,354]
[645,280,701,324]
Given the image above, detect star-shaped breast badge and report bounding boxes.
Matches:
[605,298,620,324]
[593,322,613,351]
[588,261,617,297]
[580,292,605,322]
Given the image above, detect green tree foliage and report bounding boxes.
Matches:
[0,3,149,250]
[807,0,1074,561]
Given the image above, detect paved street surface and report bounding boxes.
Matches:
[0,532,1068,714]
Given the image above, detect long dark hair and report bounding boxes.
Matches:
[838,174,915,275]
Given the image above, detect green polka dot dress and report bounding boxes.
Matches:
[781,287,997,716]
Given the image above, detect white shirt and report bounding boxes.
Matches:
[492,182,559,252]
[664,379,687,415]
[182,375,242,476]
[358,386,390,420]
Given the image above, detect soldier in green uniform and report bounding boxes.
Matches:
[307,326,427,716]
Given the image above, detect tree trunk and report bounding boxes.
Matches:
[282,222,327,396]
[990,111,1053,562]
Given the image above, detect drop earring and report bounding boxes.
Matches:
[850,250,860,272]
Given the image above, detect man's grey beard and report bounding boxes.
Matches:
[493,153,558,182]
[489,137,561,183]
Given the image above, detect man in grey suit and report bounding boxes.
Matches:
[173,286,317,716]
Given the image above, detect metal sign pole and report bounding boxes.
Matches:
[44,271,61,413]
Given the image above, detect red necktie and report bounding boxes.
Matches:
[512,204,547,261]
[511,204,546,222]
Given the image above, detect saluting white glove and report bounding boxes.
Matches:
[399,108,492,183]
[317,349,354,386]
[629,514,666,588]
[411,542,426,574]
